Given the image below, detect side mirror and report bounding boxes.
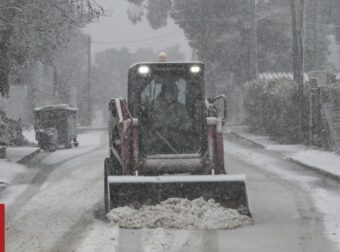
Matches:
[206,94,227,125]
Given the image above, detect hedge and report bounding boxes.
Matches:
[243,79,310,144]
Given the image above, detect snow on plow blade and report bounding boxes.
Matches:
[107,174,251,216]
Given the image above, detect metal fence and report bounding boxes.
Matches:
[309,79,340,153]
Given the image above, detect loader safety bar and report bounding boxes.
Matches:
[108,174,246,183]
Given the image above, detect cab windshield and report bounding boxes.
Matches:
[139,70,203,155]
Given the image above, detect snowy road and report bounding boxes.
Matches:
[222,135,339,252]
[6,130,109,252]
[115,136,339,252]
[5,130,340,251]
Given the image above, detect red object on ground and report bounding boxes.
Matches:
[0,204,4,252]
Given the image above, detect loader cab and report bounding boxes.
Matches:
[127,62,207,156]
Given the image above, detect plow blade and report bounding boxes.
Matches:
[107,174,251,216]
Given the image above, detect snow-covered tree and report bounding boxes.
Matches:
[125,0,266,91]
[0,0,103,96]
[126,0,332,85]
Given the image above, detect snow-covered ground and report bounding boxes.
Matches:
[0,159,27,188]
[228,126,340,180]
[5,146,39,163]
[22,128,37,144]
[225,134,340,250]
[6,130,107,252]
[5,125,339,251]
[76,221,118,252]
[0,130,104,207]
[0,147,38,205]
[40,130,103,166]
[289,150,340,178]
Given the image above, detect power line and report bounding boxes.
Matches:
[305,21,340,29]
[92,30,182,44]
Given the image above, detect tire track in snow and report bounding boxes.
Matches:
[6,146,106,252]
[48,200,104,252]
[115,229,219,252]
[6,133,105,222]
[224,137,337,252]
[173,230,219,252]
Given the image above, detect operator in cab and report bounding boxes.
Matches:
[143,53,193,154]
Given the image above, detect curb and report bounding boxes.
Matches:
[287,157,340,182]
[17,148,41,165]
[227,130,340,183]
[225,131,266,149]
[0,182,8,192]
[77,127,106,133]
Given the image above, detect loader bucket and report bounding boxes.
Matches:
[107,174,251,216]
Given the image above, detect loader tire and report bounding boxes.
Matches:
[104,158,113,213]
[109,152,123,175]
[38,140,47,151]
[48,144,57,152]
[73,138,79,147]
[65,140,73,149]
[104,156,123,213]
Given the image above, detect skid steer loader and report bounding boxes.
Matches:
[104,60,251,216]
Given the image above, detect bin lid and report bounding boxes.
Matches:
[34,104,77,112]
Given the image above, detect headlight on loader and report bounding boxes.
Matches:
[190,65,201,73]
[138,65,150,75]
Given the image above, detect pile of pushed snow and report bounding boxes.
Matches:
[107,197,253,229]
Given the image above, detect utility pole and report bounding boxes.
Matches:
[200,0,214,95]
[299,0,305,142]
[290,0,305,142]
[312,0,319,70]
[250,0,258,80]
[291,0,299,81]
[86,35,92,126]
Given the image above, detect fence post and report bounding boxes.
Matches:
[0,146,5,159]
[309,78,322,147]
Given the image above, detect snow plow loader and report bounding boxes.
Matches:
[104,60,251,216]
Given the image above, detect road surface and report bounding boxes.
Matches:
[5,130,340,251]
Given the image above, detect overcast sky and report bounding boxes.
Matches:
[83,0,191,60]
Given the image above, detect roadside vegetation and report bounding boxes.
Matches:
[244,79,310,144]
